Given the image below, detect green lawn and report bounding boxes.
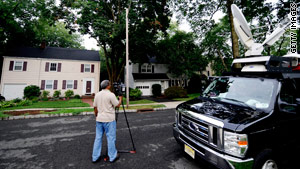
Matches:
[172,93,200,101]
[122,98,156,105]
[0,99,90,111]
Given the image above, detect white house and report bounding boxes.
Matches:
[126,59,215,96]
[0,46,100,100]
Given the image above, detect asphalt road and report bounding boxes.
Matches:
[0,109,213,169]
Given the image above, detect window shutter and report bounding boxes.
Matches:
[81,64,84,72]
[54,80,58,89]
[152,65,154,73]
[9,61,14,71]
[23,61,27,71]
[57,63,61,72]
[45,62,49,72]
[74,80,78,89]
[91,64,94,73]
[62,80,66,89]
[41,80,45,90]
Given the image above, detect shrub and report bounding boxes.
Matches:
[65,90,74,99]
[0,101,14,108]
[164,86,187,99]
[17,100,32,106]
[53,90,61,98]
[187,74,208,94]
[74,94,81,99]
[31,97,39,103]
[24,85,40,99]
[152,84,162,97]
[41,91,50,101]
[12,98,22,103]
[130,88,142,100]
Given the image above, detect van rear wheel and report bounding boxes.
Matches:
[253,149,278,169]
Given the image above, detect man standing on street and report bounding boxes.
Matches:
[92,80,123,163]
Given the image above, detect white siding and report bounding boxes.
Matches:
[0,56,100,100]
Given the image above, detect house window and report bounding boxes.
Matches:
[50,63,57,71]
[67,80,74,89]
[14,61,23,71]
[141,65,152,73]
[84,64,91,72]
[45,80,54,90]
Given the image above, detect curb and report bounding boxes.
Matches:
[0,107,175,121]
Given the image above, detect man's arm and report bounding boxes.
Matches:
[94,107,98,117]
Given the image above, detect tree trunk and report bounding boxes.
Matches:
[217,49,228,72]
[227,0,239,59]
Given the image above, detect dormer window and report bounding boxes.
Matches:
[50,63,57,71]
[141,64,153,73]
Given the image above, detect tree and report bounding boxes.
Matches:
[65,0,171,84]
[0,0,84,81]
[156,30,208,81]
[172,0,275,58]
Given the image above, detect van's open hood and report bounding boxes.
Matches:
[178,97,268,126]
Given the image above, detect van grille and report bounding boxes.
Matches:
[178,113,221,148]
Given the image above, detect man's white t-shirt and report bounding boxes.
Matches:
[93,89,119,122]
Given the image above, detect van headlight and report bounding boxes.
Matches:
[224,131,248,157]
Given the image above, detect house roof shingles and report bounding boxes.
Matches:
[132,73,169,80]
[5,47,100,61]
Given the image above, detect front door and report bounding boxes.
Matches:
[86,81,92,94]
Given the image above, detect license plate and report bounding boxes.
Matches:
[184,144,195,159]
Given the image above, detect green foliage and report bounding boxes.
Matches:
[0,101,14,108]
[41,91,50,101]
[12,98,22,103]
[164,86,187,99]
[157,30,208,78]
[187,74,208,94]
[31,97,39,103]
[24,85,40,100]
[17,100,32,107]
[53,90,61,98]
[74,95,81,99]
[152,84,162,97]
[130,88,142,100]
[65,90,74,98]
[67,0,171,83]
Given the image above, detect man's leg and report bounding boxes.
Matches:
[104,121,118,162]
[92,122,104,162]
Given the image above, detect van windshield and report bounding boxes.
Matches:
[202,77,278,110]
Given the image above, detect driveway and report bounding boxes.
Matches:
[0,110,212,169]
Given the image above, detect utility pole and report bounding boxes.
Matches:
[126,8,129,108]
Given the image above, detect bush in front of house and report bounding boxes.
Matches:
[41,91,50,101]
[65,90,74,99]
[164,86,187,99]
[24,85,40,100]
[17,99,32,106]
[74,94,81,99]
[0,101,14,108]
[130,88,142,100]
[152,84,162,97]
[53,90,61,98]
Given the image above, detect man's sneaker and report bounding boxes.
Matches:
[92,157,101,163]
[110,153,120,163]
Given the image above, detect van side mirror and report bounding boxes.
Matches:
[296,98,300,106]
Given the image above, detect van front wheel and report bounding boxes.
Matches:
[253,149,278,169]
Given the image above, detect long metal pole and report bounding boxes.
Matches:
[126,8,129,108]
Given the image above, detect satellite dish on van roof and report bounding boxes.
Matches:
[231,4,290,57]
[231,4,254,49]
